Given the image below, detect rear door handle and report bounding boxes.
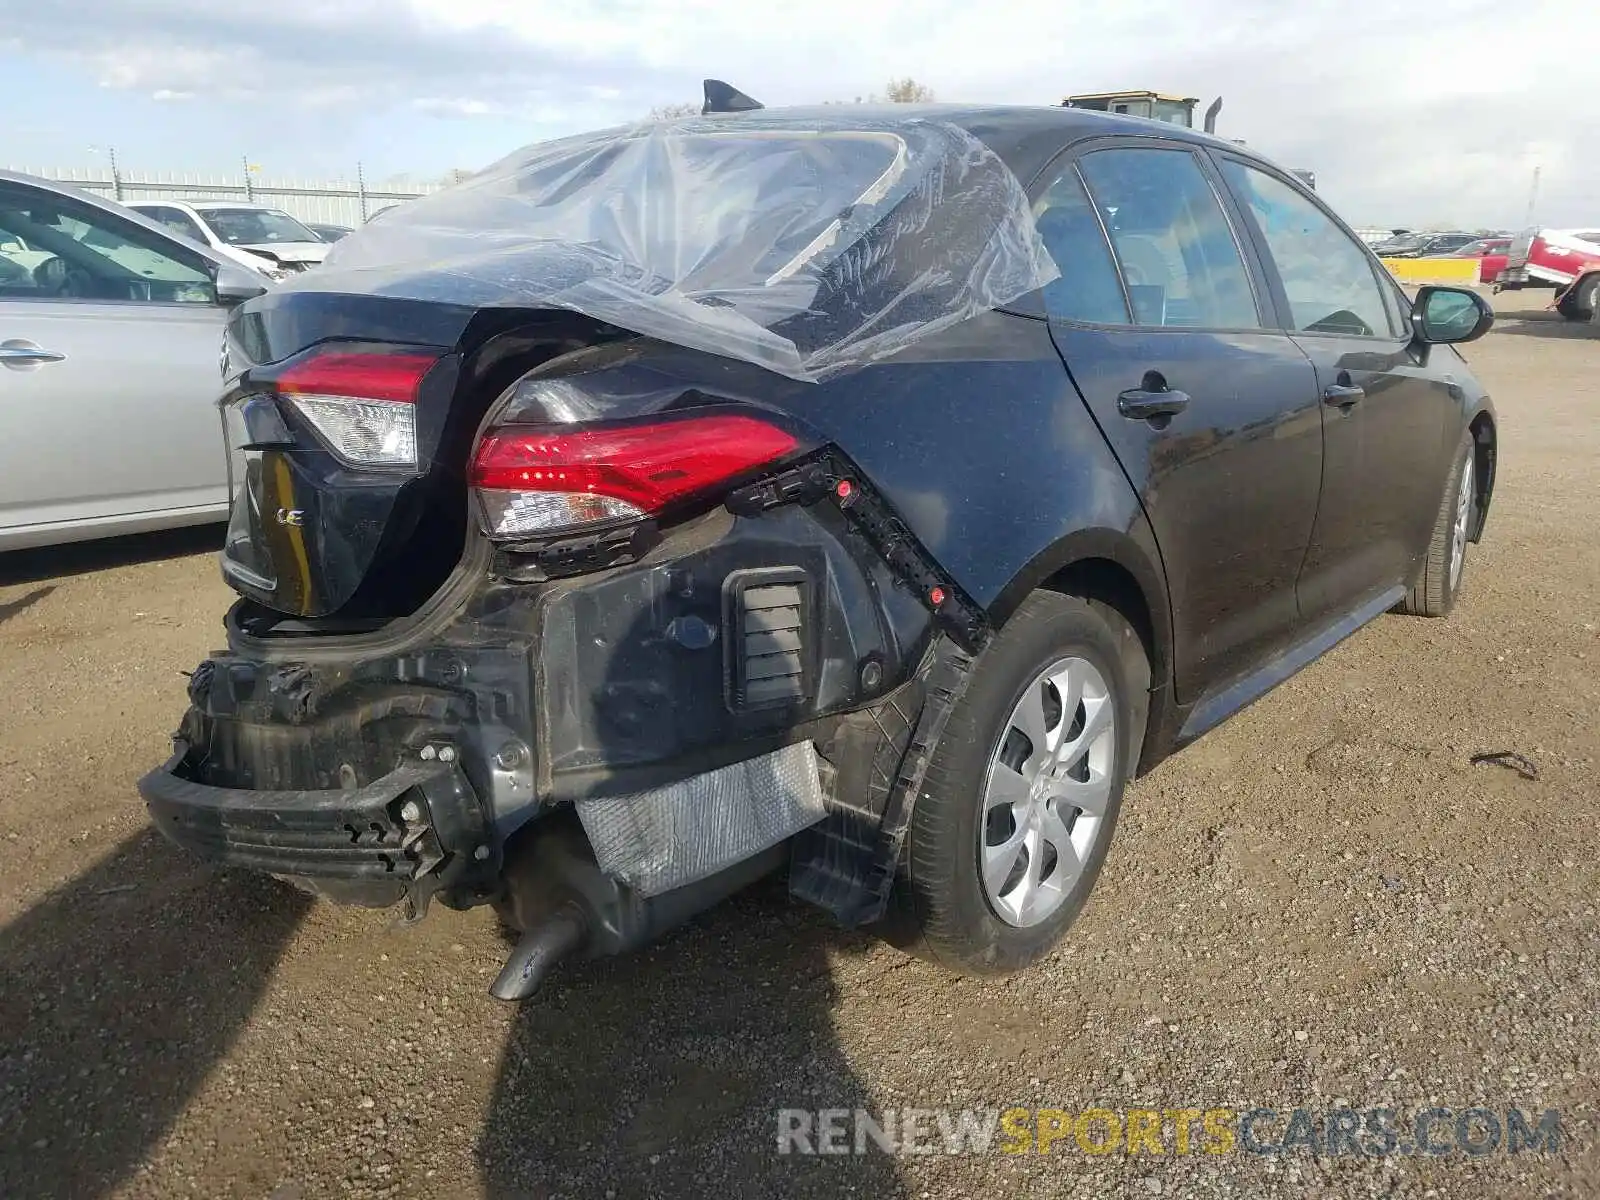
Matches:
[1117,387,1191,420]
[0,344,67,366]
[1323,383,1364,407]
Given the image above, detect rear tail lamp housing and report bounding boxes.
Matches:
[275,348,443,469]
[470,411,799,540]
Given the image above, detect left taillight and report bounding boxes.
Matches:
[274,348,443,469]
[470,413,799,540]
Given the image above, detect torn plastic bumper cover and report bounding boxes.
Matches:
[286,110,1057,382]
[140,752,490,910]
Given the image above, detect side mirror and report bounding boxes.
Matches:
[215,262,269,305]
[1411,285,1493,345]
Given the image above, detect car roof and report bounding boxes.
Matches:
[0,168,232,265]
[1062,91,1198,103]
[675,103,1274,188]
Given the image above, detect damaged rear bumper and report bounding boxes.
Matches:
[138,748,494,910]
[138,474,977,943]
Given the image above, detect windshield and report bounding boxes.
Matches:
[289,113,1057,382]
[1150,100,1193,126]
[202,208,317,246]
[1379,234,1425,251]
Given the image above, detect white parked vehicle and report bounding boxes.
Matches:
[126,201,331,281]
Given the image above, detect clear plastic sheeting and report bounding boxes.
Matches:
[289,112,1059,381]
[575,742,827,896]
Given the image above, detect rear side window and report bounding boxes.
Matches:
[1077,147,1261,330]
[1220,161,1399,338]
[1030,166,1131,324]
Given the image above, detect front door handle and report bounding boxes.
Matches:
[1323,382,1364,407]
[1117,387,1191,420]
[0,343,67,367]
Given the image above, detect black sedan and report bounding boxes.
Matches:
[1372,231,1481,258]
[305,222,353,243]
[139,100,1498,998]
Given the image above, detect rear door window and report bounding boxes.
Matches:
[1030,166,1131,324]
[1218,160,1400,338]
[1076,147,1262,329]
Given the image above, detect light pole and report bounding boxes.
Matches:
[87,144,124,201]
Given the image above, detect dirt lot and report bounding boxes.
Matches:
[1,297,1596,1200]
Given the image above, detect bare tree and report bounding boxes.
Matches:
[822,79,936,105]
[883,77,936,103]
[648,102,702,120]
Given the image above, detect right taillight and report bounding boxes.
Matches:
[469,413,798,540]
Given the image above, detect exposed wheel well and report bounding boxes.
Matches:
[1036,557,1160,685]
[1468,411,1496,540]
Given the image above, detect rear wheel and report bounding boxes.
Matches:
[1556,276,1597,321]
[892,591,1144,975]
[1399,429,1475,617]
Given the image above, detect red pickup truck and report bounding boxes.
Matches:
[1495,228,1600,322]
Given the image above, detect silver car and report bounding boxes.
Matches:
[0,171,268,551]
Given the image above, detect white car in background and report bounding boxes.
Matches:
[126,201,331,280]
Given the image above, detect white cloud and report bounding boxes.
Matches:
[412,97,500,118]
[4,0,1598,225]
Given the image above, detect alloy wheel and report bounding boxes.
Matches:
[979,656,1116,928]
[1451,450,1474,591]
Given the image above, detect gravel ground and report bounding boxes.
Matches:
[1,296,1596,1199]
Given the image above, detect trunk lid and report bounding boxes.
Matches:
[219,290,480,620]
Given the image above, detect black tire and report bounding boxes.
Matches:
[1581,276,1600,323]
[1398,429,1475,617]
[891,591,1147,975]
[1556,276,1596,321]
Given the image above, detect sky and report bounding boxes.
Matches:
[0,0,1595,229]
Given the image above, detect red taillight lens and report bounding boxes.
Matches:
[274,347,443,468]
[470,413,798,538]
[277,351,440,403]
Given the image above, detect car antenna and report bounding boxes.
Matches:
[702,79,764,115]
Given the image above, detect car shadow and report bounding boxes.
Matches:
[479,874,909,1198]
[0,584,54,625]
[0,523,225,588]
[1490,306,1599,339]
[0,828,309,1200]
[480,595,910,1197]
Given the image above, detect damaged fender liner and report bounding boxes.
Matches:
[793,635,977,926]
[138,753,495,911]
